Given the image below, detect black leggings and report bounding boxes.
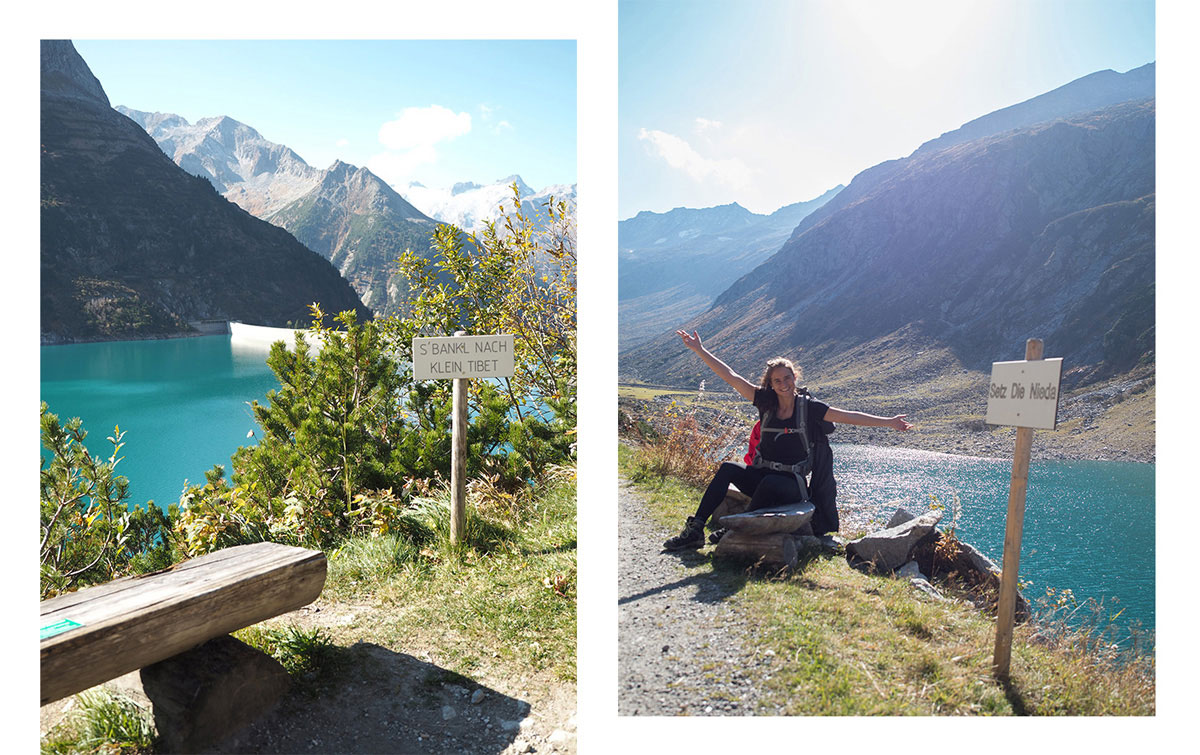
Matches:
[692,442,839,535]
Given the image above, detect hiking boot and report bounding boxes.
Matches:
[708,528,727,545]
[663,516,705,550]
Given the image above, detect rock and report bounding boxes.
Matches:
[796,535,824,552]
[719,502,814,535]
[441,705,456,721]
[106,635,289,754]
[845,510,943,572]
[471,689,485,704]
[886,505,916,528]
[957,539,1000,574]
[910,578,948,601]
[714,530,798,569]
[549,729,571,748]
[514,739,533,753]
[898,560,927,581]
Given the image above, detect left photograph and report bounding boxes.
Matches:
[39,39,577,753]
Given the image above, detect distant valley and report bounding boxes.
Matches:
[618,187,842,350]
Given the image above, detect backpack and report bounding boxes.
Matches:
[750,394,813,499]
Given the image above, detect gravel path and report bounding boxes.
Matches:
[618,479,781,716]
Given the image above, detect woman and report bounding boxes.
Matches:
[663,329,913,550]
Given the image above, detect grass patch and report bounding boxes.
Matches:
[322,469,577,682]
[233,624,345,695]
[42,689,157,754]
[619,441,1154,715]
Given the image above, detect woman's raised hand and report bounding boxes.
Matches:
[889,415,913,431]
[676,329,702,353]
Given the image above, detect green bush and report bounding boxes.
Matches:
[40,403,175,598]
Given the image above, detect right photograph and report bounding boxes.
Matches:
[617,0,1155,716]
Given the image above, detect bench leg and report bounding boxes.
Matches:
[107,635,289,754]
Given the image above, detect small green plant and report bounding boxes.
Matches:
[42,689,156,754]
[928,491,964,562]
[234,625,340,677]
[40,403,176,598]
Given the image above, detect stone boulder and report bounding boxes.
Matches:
[714,530,798,570]
[107,635,290,753]
[719,502,815,535]
[845,509,943,572]
[885,505,916,528]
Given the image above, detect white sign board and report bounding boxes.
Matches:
[412,334,515,380]
[985,358,1063,430]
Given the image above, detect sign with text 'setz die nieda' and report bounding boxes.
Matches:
[985,358,1063,430]
[412,334,515,380]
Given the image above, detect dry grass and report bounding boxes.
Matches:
[623,382,749,487]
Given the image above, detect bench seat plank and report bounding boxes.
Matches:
[41,542,326,705]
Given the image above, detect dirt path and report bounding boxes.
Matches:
[617,478,781,715]
[204,601,577,754]
[40,600,577,754]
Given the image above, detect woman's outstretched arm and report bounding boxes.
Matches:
[676,330,757,401]
[824,407,913,431]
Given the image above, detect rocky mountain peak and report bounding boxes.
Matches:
[40,40,110,107]
[451,181,482,195]
[499,174,534,195]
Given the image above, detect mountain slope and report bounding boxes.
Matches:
[623,96,1154,396]
[40,40,369,343]
[783,63,1155,252]
[118,108,439,315]
[618,187,842,349]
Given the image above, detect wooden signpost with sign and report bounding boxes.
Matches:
[413,332,515,544]
[985,338,1063,679]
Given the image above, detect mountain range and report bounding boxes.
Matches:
[40,40,369,343]
[618,187,842,349]
[118,108,576,314]
[621,64,1155,399]
[401,175,577,234]
[116,107,438,316]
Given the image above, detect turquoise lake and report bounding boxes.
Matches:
[41,336,280,507]
[831,444,1154,637]
[42,337,1154,638]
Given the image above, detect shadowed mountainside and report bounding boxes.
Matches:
[41,41,369,343]
[622,66,1154,395]
[117,107,439,316]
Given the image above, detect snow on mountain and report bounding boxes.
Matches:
[400,175,576,232]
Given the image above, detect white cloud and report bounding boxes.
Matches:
[378,104,471,150]
[336,138,349,147]
[694,117,722,133]
[495,120,513,134]
[366,145,439,186]
[368,104,472,185]
[637,127,752,189]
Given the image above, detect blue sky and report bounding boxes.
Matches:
[620,0,1156,217]
[74,39,577,191]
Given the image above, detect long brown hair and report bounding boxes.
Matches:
[759,357,802,392]
[757,358,810,412]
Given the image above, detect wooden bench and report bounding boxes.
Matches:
[40,541,327,706]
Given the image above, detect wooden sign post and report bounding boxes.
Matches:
[413,331,515,545]
[985,338,1063,679]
